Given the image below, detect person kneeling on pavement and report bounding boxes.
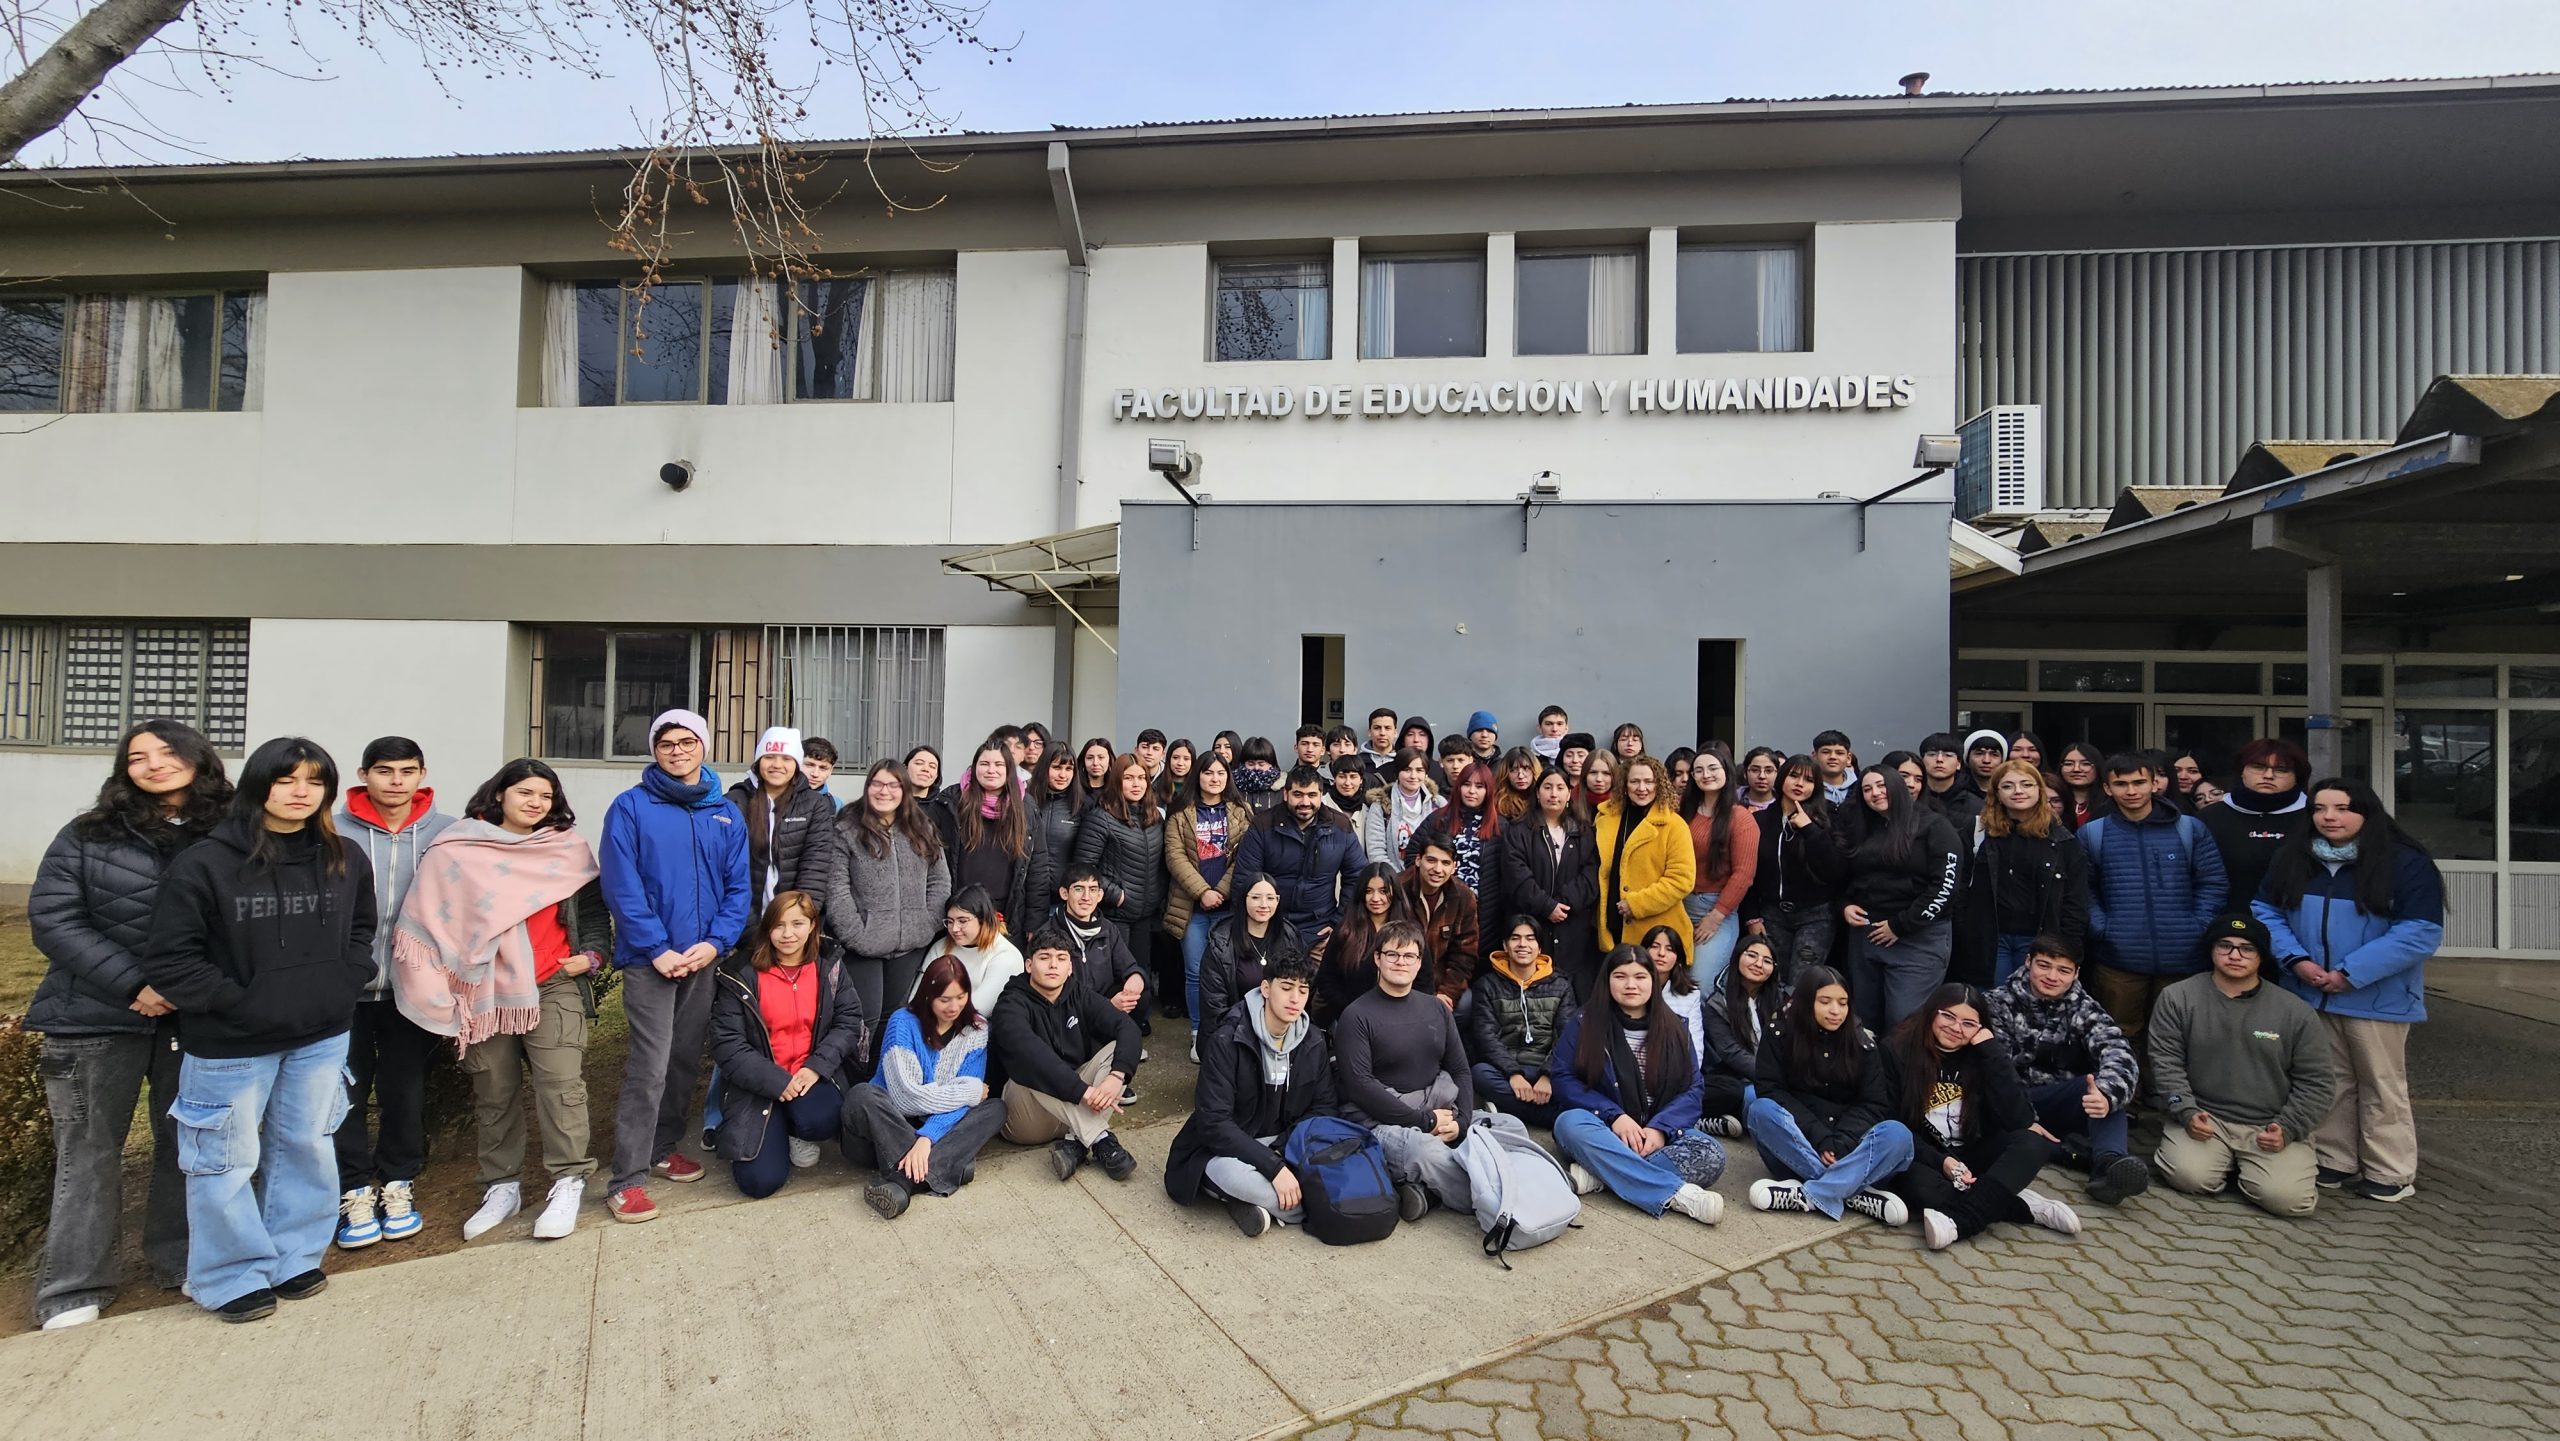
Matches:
[845,952,1008,1219]
[1985,934,2150,1207]
[1166,948,1338,1236]
[708,891,871,1200]
[1547,945,1727,1226]
[992,923,1143,1182]
[2147,912,2337,1218]
[1463,916,1576,1128]
[1331,919,1474,1221]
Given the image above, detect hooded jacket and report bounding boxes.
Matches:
[339,788,455,999]
[1357,779,1443,873]
[824,805,951,959]
[141,816,378,1059]
[1231,804,1365,942]
[708,942,870,1162]
[1071,804,1168,928]
[1497,811,1601,995]
[1199,913,1309,1034]
[988,968,1141,1103]
[1984,967,2139,1112]
[2256,843,2444,1024]
[598,765,752,970]
[2078,806,2229,976]
[1740,805,1847,924]
[1838,808,1965,936]
[1162,798,1254,937]
[1462,950,1575,1082]
[1165,990,1337,1207]
[724,775,838,916]
[29,815,207,1037]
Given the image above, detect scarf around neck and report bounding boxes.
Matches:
[2312,836,2360,866]
[392,820,599,1046]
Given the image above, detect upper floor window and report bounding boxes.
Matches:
[0,619,250,749]
[1214,258,1330,362]
[1515,248,1644,356]
[1677,244,1804,353]
[1360,253,1484,359]
[0,290,264,413]
[540,271,953,407]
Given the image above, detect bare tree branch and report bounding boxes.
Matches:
[0,0,189,165]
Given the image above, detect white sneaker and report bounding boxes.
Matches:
[1565,1162,1605,1196]
[788,1137,821,1170]
[41,1305,100,1330]
[1922,1209,1959,1250]
[532,1177,585,1239]
[1667,1184,1724,1225]
[1844,1187,1911,1227]
[1749,1178,1811,1213]
[461,1182,522,1242]
[2020,1188,2082,1236]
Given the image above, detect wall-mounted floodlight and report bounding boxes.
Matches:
[1517,471,1561,551]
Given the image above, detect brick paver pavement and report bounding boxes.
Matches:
[1294,1162,2557,1441]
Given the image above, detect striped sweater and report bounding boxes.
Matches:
[877,1007,991,1142]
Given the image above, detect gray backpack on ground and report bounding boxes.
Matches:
[1454,1111,1581,1267]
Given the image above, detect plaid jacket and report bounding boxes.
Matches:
[1985,968,2140,1112]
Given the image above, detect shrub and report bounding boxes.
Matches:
[0,1016,56,1259]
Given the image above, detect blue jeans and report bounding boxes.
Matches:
[1553,1109,1726,1215]
[1746,1096,1914,1220]
[1993,934,2037,988]
[2029,1079,2132,1159]
[1184,908,1219,1025]
[170,1034,352,1310]
[731,1080,846,1200]
[1684,893,1741,990]
[702,1065,725,1137]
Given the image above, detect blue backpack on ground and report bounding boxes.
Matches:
[1283,1115,1400,1246]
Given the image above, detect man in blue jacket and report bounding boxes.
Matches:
[2077,754,2227,1047]
[600,709,751,1222]
[1232,766,1364,950]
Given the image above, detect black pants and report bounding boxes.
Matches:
[1891,1128,2057,1240]
[842,1083,1007,1195]
[1700,1072,1750,1124]
[336,997,433,1190]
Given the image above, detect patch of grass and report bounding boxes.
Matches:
[0,908,45,1016]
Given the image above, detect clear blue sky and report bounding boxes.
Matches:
[36,0,2560,165]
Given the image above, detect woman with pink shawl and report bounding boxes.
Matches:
[393,759,612,1243]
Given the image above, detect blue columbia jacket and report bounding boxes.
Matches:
[599,764,753,969]
[2078,808,2227,977]
[2255,847,2443,1024]
[1546,1010,1706,1136]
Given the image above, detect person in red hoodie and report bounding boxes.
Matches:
[331,737,454,1250]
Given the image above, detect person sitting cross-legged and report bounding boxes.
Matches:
[1984,933,2149,1206]
[1743,965,1914,1225]
[844,952,1008,1219]
[1547,945,1727,1226]
[1463,916,1577,1128]
[2148,912,2336,1218]
[1165,948,1337,1236]
[992,924,1143,1183]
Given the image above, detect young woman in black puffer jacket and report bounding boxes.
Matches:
[1072,754,1167,944]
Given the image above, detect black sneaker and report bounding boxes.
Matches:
[2087,1153,2153,1207]
[1395,1180,1430,1222]
[2316,1166,2355,1190]
[2346,1177,2416,1203]
[1227,1198,1273,1237]
[1091,1132,1138,1182]
[1049,1137,1087,1182]
[272,1269,328,1301]
[217,1289,278,1324]
[863,1177,912,1220]
[2060,1135,2095,1171]
[1120,1084,1141,1106]
[1701,1114,1744,1139]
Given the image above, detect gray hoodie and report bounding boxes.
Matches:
[337,790,456,999]
[1243,988,1309,1086]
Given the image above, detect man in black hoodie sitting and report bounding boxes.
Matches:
[1165,949,1336,1236]
[992,924,1142,1183]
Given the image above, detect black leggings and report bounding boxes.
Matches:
[1700,1072,1750,1123]
[1891,1128,2058,1240]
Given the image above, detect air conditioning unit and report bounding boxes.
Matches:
[1954,405,2045,520]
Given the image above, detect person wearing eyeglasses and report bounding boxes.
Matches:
[1879,983,2080,1250]
[1331,920,1474,1221]
[2148,912,2337,1218]
[597,709,752,1224]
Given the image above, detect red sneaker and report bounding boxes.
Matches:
[654,1152,706,1184]
[608,1187,658,1223]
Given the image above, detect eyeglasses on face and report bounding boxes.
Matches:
[654,736,703,753]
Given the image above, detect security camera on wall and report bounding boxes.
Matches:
[660,460,695,492]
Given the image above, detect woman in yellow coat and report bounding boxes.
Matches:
[1594,754,1699,962]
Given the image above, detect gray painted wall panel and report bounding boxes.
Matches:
[1961,239,2560,506]
[1115,500,1949,761]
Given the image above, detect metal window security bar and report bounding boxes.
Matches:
[763,625,944,767]
[0,620,248,749]
[1959,238,2560,507]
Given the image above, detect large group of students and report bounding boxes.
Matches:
[23,700,2443,1326]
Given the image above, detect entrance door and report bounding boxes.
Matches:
[2157,706,2260,784]
[1300,635,1344,729]
[2280,709,2381,789]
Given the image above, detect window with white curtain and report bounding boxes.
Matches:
[1515,248,1645,356]
[0,290,264,413]
[1214,258,1330,361]
[546,271,951,406]
[1360,253,1485,359]
[0,619,250,749]
[1677,244,1805,353]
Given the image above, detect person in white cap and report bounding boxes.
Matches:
[597,709,751,1223]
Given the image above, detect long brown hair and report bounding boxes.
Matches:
[956,740,1028,859]
[749,891,824,971]
[1681,741,1741,882]
[854,759,943,862]
[1099,753,1162,827]
[1981,758,2056,839]
[1494,746,1540,823]
[1572,945,1692,1101]
[906,951,982,1047]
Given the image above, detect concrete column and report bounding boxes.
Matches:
[1486,233,1516,358]
[1332,237,1360,358]
[2304,561,2345,780]
[1647,227,1679,357]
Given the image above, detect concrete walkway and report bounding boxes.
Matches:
[0,1113,1843,1441]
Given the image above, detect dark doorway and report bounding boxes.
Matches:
[1301,635,1345,728]
[1697,640,1741,748]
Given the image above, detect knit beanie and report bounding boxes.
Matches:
[2205,910,2272,959]
[651,709,712,746]
[1962,728,2009,760]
